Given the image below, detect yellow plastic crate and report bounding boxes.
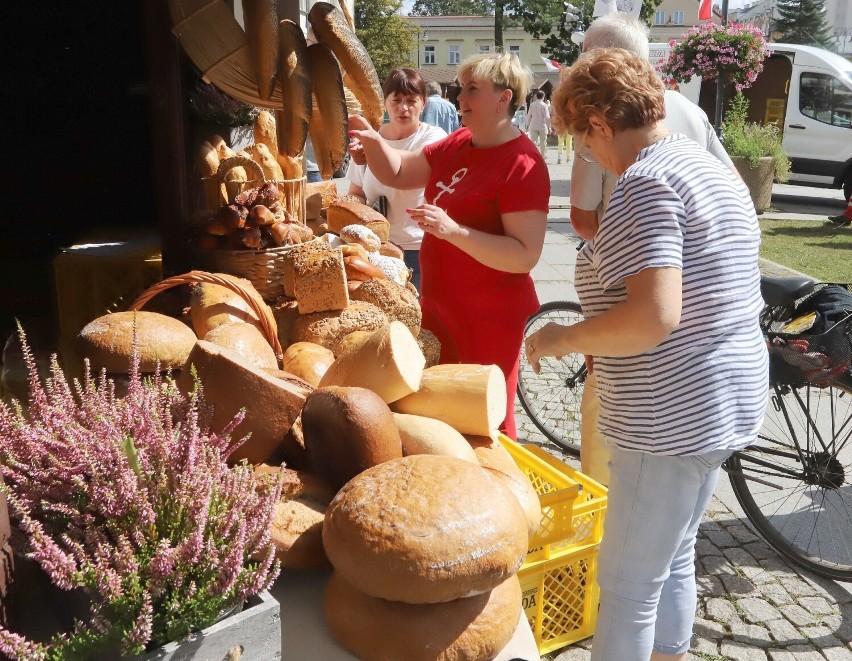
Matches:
[497,436,608,655]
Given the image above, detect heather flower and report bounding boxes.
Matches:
[660,22,767,92]
[0,329,283,658]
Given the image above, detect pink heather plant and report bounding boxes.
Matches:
[660,22,767,92]
[0,329,283,660]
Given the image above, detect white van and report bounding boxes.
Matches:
[651,42,852,201]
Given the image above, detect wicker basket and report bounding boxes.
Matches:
[129,270,283,365]
[196,155,307,301]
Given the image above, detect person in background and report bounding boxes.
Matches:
[827,197,851,227]
[528,48,767,661]
[421,81,460,135]
[525,90,551,159]
[512,104,527,134]
[347,68,446,290]
[551,101,572,164]
[349,53,549,440]
[304,137,322,183]
[565,12,739,487]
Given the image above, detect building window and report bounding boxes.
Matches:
[478,44,491,54]
[508,44,521,58]
[654,10,666,25]
[424,45,436,65]
[448,44,460,65]
[673,10,684,24]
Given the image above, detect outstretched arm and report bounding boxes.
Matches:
[348,115,432,190]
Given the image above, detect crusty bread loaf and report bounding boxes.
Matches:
[281,341,335,387]
[379,241,404,260]
[278,411,310,470]
[249,142,285,181]
[271,297,300,350]
[243,0,279,100]
[282,239,335,298]
[202,322,278,371]
[327,200,390,242]
[292,243,349,314]
[253,109,279,158]
[331,329,371,357]
[339,224,381,252]
[324,571,522,661]
[255,465,334,569]
[195,141,220,178]
[416,328,441,368]
[189,274,267,338]
[393,413,478,463]
[367,253,409,285]
[350,278,421,336]
[301,386,402,490]
[308,3,384,130]
[78,311,196,374]
[467,435,543,538]
[342,255,385,283]
[276,20,312,160]
[323,454,528,603]
[291,300,387,351]
[178,341,311,464]
[305,179,338,210]
[307,43,348,180]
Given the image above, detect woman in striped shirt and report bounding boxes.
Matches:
[525,49,768,661]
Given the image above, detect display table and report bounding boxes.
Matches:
[272,569,541,661]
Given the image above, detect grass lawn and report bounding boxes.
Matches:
[759,218,852,282]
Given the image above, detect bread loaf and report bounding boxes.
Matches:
[195,141,220,178]
[178,341,311,464]
[250,142,285,181]
[271,297,300,350]
[253,109,279,158]
[292,243,349,314]
[276,20,312,160]
[322,455,529,603]
[367,252,409,285]
[308,2,384,130]
[343,255,385,283]
[291,300,387,351]
[255,465,334,569]
[243,0,279,100]
[319,321,424,403]
[78,311,197,374]
[305,180,338,210]
[325,571,522,661]
[394,413,478,463]
[350,278,421,336]
[301,386,402,490]
[392,364,507,436]
[339,224,381,252]
[378,241,404,260]
[281,341,335,387]
[189,274,267,338]
[307,43,348,180]
[327,200,390,241]
[416,328,441,368]
[332,329,371,357]
[202,322,278,371]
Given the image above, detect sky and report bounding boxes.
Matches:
[398,0,747,17]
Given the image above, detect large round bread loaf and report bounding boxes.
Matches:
[301,386,402,491]
[78,311,196,374]
[290,300,387,351]
[393,413,478,464]
[281,341,335,387]
[323,455,528,603]
[189,274,266,338]
[324,571,522,661]
[203,322,278,370]
[350,278,421,336]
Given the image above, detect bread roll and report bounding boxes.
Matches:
[339,224,381,252]
[281,341,335,387]
[203,322,278,371]
[394,413,478,463]
[78,311,196,374]
[189,274,267,338]
[301,386,402,490]
[343,255,385,283]
[323,455,529,603]
[350,278,421,336]
[417,328,441,368]
[308,3,384,130]
[243,0,280,100]
[255,465,334,569]
[379,241,404,260]
[195,141,220,178]
[291,300,387,351]
[325,571,522,661]
[308,43,348,180]
[367,253,409,285]
[253,109,279,158]
[276,20,312,160]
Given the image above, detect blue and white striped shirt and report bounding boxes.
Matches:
[575,135,768,455]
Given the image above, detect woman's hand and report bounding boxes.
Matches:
[406,204,461,239]
[348,114,377,166]
[525,322,573,374]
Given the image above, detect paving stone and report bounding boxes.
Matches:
[552,647,591,661]
[690,635,719,655]
[720,640,769,660]
[759,582,794,608]
[727,523,762,544]
[700,519,724,533]
[799,596,836,616]
[801,626,844,650]
[705,529,739,548]
[693,616,726,641]
[778,576,819,597]
[767,650,796,661]
[701,554,734,576]
[745,541,782,561]
[738,597,783,623]
[765,617,808,645]
[785,645,823,660]
[731,620,773,646]
[724,546,758,568]
[696,537,723,558]
[705,597,739,625]
[823,647,852,661]
[696,573,726,598]
[781,604,819,627]
[721,572,756,595]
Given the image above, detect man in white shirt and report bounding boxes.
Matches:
[525,91,551,158]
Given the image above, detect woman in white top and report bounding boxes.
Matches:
[347,68,446,290]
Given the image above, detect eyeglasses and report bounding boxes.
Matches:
[577,132,597,164]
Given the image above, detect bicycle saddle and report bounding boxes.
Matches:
[760,275,815,308]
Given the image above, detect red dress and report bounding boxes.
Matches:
[421,128,550,438]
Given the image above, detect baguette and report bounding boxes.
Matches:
[276,20,312,162]
[307,43,349,180]
[253,109,279,158]
[308,2,383,130]
[243,0,280,100]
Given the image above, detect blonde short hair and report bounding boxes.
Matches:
[457,52,531,114]
[552,48,665,134]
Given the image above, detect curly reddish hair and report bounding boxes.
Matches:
[551,48,665,135]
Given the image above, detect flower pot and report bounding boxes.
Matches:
[731,155,775,213]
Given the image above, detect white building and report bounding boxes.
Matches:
[731,0,852,55]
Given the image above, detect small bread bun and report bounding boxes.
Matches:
[281,341,335,387]
[325,571,522,661]
[322,454,529,603]
[367,253,410,285]
[378,241,404,260]
[339,224,381,252]
[301,386,403,490]
[203,322,278,370]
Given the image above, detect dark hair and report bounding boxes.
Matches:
[382,68,427,101]
[535,90,545,100]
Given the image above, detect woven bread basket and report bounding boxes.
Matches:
[129,270,283,365]
[197,155,307,301]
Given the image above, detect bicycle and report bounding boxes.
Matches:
[517,277,852,580]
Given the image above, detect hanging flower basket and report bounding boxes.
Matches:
[661,22,768,91]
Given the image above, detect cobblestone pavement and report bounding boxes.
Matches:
[518,158,852,660]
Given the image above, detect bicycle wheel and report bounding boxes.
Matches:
[728,378,852,580]
[516,301,587,454]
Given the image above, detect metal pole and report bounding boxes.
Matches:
[714,0,730,135]
[417,30,420,68]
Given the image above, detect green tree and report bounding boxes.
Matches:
[355,0,418,81]
[773,0,833,48]
[410,0,490,15]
